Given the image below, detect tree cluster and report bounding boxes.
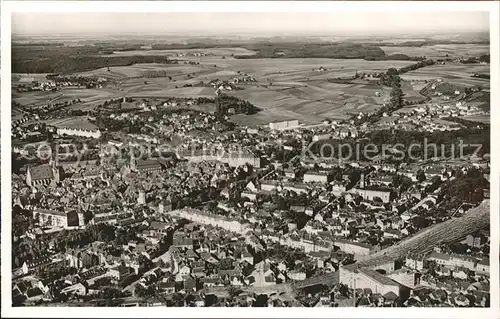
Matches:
[397,59,435,74]
[13,53,175,74]
[143,70,169,78]
[215,94,261,118]
[234,43,386,60]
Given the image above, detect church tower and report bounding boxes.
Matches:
[50,153,61,182]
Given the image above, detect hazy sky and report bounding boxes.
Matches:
[12,12,489,36]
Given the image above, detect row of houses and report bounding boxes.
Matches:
[181,150,261,168]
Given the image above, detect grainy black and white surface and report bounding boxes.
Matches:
[8,10,492,309]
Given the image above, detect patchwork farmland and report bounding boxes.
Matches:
[381,44,490,59]
[13,55,420,124]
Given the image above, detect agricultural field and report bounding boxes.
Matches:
[102,47,257,57]
[181,57,416,78]
[12,45,490,126]
[393,106,420,115]
[12,88,118,107]
[78,58,413,124]
[463,115,490,124]
[43,116,98,129]
[77,58,416,84]
[12,73,51,85]
[77,63,208,80]
[12,62,219,108]
[432,118,463,127]
[400,80,427,102]
[381,44,490,59]
[12,57,418,125]
[12,108,26,121]
[400,63,490,89]
[126,86,215,98]
[226,80,388,125]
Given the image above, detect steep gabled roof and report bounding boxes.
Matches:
[28,165,54,181]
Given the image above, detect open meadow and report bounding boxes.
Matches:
[12,73,51,85]
[381,44,490,59]
[43,116,99,129]
[79,57,414,124]
[101,47,258,57]
[13,48,490,126]
[77,63,210,80]
[463,115,491,124]
[9,57,434,125]
[12,88,119,107]
[12,107,26,121]
[172,57,416,79]
[400,63,490,89]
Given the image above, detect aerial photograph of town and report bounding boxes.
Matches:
[8,10,491,308]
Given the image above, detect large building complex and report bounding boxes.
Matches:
[181,149,261,168]
[34,208,81,228]
[268,120,300,131]
[26,164,60,187]
[53,118,102,139]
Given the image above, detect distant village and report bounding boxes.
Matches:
[15,75,108,93]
